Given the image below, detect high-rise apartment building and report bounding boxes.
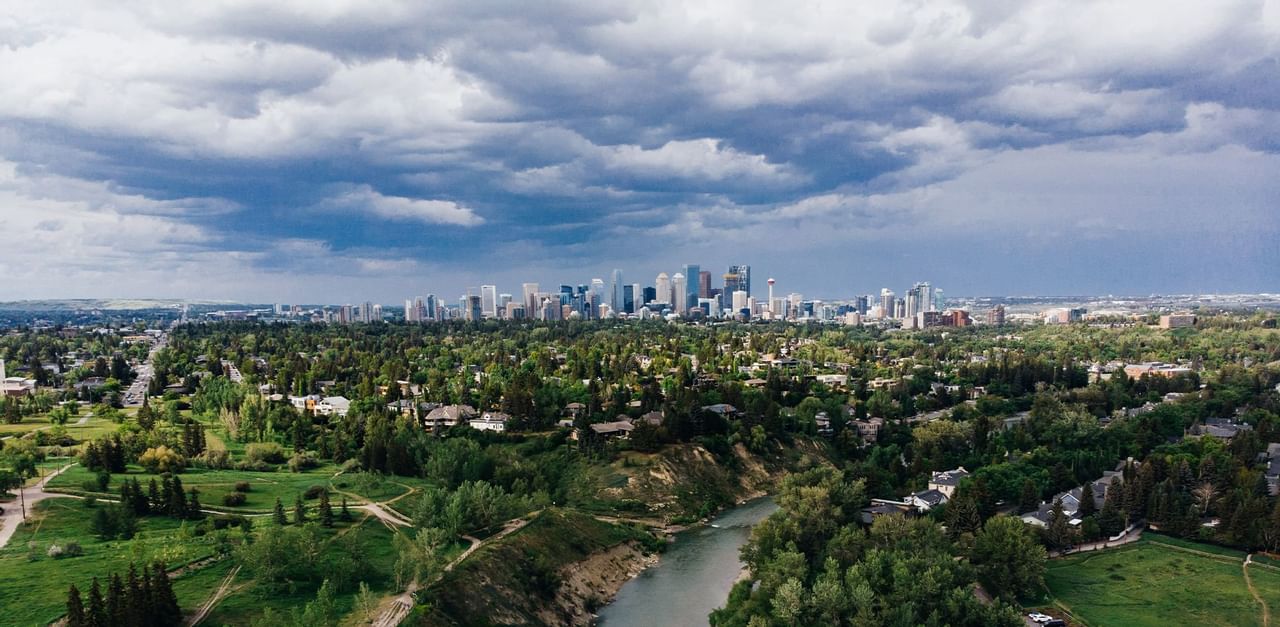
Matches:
[610,269,624,313]
[522,283,539,315]
[654,272,671,304]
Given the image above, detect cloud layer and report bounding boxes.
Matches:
[0,0,1276,301]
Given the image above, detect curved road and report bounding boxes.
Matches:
[0,464,76,549]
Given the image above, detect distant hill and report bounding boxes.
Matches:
[0,299,253,311]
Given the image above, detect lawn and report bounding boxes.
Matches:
[1042,537,1279,627]
[47,464,344,514]
[0,498,222,625]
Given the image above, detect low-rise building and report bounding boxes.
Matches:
[470,411,511,432]
[927,467,970,499]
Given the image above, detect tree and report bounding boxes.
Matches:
[972,515,1047,599]
[273,498,287,525]
[1078,482,1097,517]
[106,574,125,626]
[1019,478,1040,513]
[150,562,182,626]
[1045,498,1076,549]
[318,491,333,528]
[87,578,105,627]
[293,494,307,524]
[340,497,352,522]
[138,446,186,474]
[393,527,449,590]
[66,584,86,627]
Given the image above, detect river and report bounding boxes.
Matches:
[596,496,778,627]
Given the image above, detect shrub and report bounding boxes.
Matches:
[81,480,102,492]
[288,451,320,473]
[195,449,231,470]
[47,544,64,559]
[244,442,286,465]
[223,492,247,506]
[303,485,326,500]
[138,445,186,474]
[235,481,252,492]
[63,541,83,557]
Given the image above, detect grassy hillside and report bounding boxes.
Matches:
[1041,536,1280,627]
[416,508,657,626]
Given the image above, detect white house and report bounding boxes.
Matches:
[317,396,351,417]
[469,411,511,432]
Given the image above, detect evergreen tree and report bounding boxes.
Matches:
[1079,482,1097,517]
[293,494,307,524]
[318,491,333,528]
[187,487,202,519]
[1045,498,1075,549]
[87,578,106,627]
[147,479,161,513]
[340,497,353,521]
[273,497,287,526]
[151,562,181,626]
[106,574,125,627]
[1018,478,1040,513]
[168,476,187,519]
[125,564,145,627]
[66,584,86,627]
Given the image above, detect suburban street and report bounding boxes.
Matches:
[124,331,167,407]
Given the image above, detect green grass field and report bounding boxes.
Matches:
[1042,536,1280,627]
[47,464,347,513]
[0,498,222,625]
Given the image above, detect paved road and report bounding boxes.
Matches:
[124,333,166,407]
[0,464,76,549]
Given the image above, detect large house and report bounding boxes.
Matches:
[927,467,970,499]
[424,404,477,429]
[1189,418,1253,441]
[1021,460,1132,528]
[0,360,37,397]
[316,396,350,417]
[469,411,512,432]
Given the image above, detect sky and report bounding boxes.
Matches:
[0,0,1277,303]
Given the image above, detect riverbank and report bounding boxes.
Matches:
[595,496,779,626]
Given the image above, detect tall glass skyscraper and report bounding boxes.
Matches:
[682,264,699,314]
[610,268,624,314]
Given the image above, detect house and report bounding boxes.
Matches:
[814,411,833,436]
[565,402,586,417]
[908,489,949,512]
[317,396,350,417]
[1264,443,1280,496]
[638,411,664,426]
[589,420,634,439]
[289,394,322,412]
[424,404,477,429]
[470,411,511,432]
[860,500,914,524]
[1123,362,1193,379]
[927,467,970,499]
[815,374,848,387]
[851,416,884,444]
[1021,460,1132,527]
[1190,418,1253,441]
[702,403,739,418]
[73,377,107,393]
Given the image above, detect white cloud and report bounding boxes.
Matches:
[317,185,483,226]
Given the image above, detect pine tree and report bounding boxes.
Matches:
[87,578,106,627]
[147,479,161,513]
[125,564,145,627]
[1079,482,1097,517]
[1018,478,1040,513]
[107,573,125,627]
[159,475,173,515]
[66,584,87,627]
[169,476,187,519]
[318,491,333,528]
[293,494,307,524]
[187,487,202,519]
[151,562,181,626]
[273,497,287,526]
[340,497,353,521]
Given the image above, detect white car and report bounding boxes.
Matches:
[1027,613,1052,623]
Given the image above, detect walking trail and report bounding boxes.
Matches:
[1244,554,1270,627]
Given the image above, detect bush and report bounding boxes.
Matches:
[195,449,231,470]
[81,480,102,492]
[234,460,272,472]
[235,481,252,492]
[244,442,286,465]
[63,541,83,557]
[288,451,320,473]
[303,485,326,500]
[47,544,64,559]
[138,445,187,474]
[223,492,247,506]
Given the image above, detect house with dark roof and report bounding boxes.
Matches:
[927,467,970,498]
[424,404,477,429]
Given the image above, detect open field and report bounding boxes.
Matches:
[0,499,221,625]
[1041,535,1280,627]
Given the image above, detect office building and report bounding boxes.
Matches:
[725,264,751,297]
[682,264,700,313]
[655,272,671,304]
[481,285,497,318]
[698,270,711,299]
[672,272,687,313]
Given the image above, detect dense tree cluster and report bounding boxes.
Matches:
[65,562,181,627]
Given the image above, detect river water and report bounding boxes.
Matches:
[596,496,778,627]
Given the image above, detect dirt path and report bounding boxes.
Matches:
[372,583,417,627]
[185,565,242,626]
[1245,554,1270,627]
[0,464,77,549]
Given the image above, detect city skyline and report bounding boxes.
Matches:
[0,2,1277,302]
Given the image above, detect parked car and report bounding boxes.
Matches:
[1045,620,1067,627]
[1027,613,1052,623]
